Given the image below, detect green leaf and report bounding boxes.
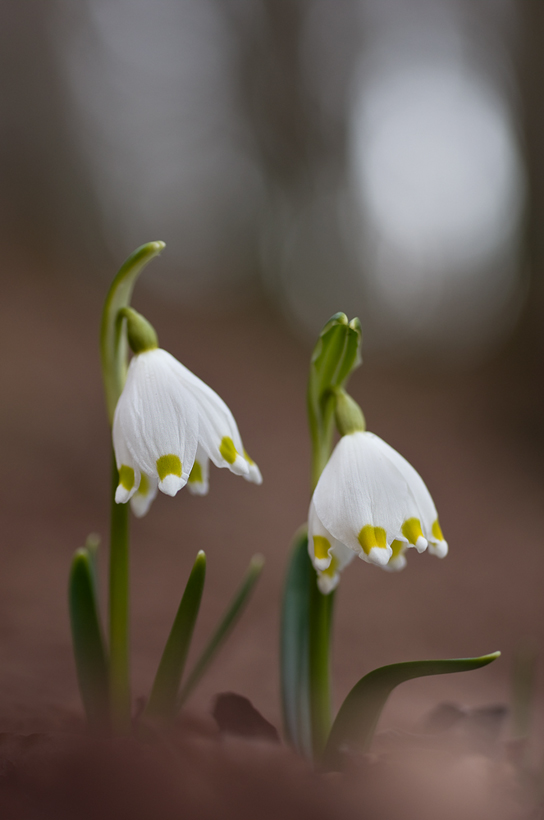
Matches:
[84,533,101,601]
[323,651,501,770]
[281,530,335,760]
[280,529,313,757]
[177,554,264,709]
[144,551,207,723]
[100,241,165,424]
[69,548,110,731]
[307,314,362,488]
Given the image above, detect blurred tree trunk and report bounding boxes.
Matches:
[504,1,544,437]
[0,1,104,272]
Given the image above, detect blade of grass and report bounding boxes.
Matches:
[280,529,313,757]
[324,652,501,770]
[69,548,110,732]
[176,554,264,709]
[144,551,206,723]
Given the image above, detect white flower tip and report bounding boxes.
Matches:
[365,545,393,567]
[159,474,185,497]
[384,555,407,572]
[317,572,339,595]
[429,540,448,559]
[130,494,153,518]
[245,462,263,485]
[115,484,133,504]
[314,556,332,571]
[187,480,209,496]
[415,536,428,553]
[230,454,250,477]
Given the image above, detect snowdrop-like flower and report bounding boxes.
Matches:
[113,342,262,516]
[308,431,447,593]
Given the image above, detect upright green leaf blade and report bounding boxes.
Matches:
[145,551,207,723]
[69,548,110,731]
[280,529,313,757]
[100,241,165,423]
[324,652,501,770]
[177,555,264,709]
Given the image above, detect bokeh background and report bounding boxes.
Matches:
[1,0,543,739]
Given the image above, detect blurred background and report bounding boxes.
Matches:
[1,0,544,738]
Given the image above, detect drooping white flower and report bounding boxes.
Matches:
[308,431,447,593]
[113,348,262,514]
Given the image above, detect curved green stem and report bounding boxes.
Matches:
[100,241,165,423]
[109,456,130,732]
[100,241,165,732]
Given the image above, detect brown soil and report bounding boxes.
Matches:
[0,255,542,817]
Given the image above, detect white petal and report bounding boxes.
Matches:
[429,539,448,559]
[370,435,445,551]
[308,500,338,571]
[168,359,251,477]
[187,446,210,496]
[308,502,355,593]
[130,473,158,517]
[313,432,409,557]
[383,542,408,572]
[244,455,263,485]
[113,349,199,493]
[112,425,141,504]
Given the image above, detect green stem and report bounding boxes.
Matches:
[109,455,131,732]
[308,575,335,759]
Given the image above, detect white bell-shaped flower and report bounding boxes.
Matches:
[113,347,262,513]
[308,431,447,593]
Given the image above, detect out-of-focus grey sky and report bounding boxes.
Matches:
[1,0,541,365]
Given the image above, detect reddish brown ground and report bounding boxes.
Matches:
[0,255,542,817]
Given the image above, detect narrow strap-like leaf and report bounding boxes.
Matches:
[324,651,501,770]
[69,548,110,731]
[177,555,264,709]
[280,529,313,757]
[144,551,207,723]
[100,241,165,423]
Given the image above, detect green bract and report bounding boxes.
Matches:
[307,313,362,490]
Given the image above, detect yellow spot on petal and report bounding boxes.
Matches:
[313,535,331,561]
[390,540,406,560]
[321,555,338,578]
[156,454,182,482]
[243,448,254,465]
[220,436,238,464]
[432,519,444,541]
[136,473,149,496]
[119,465,134,492]
[358,525,387,556]
[188,461,203,484]
[402,517,424,545]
